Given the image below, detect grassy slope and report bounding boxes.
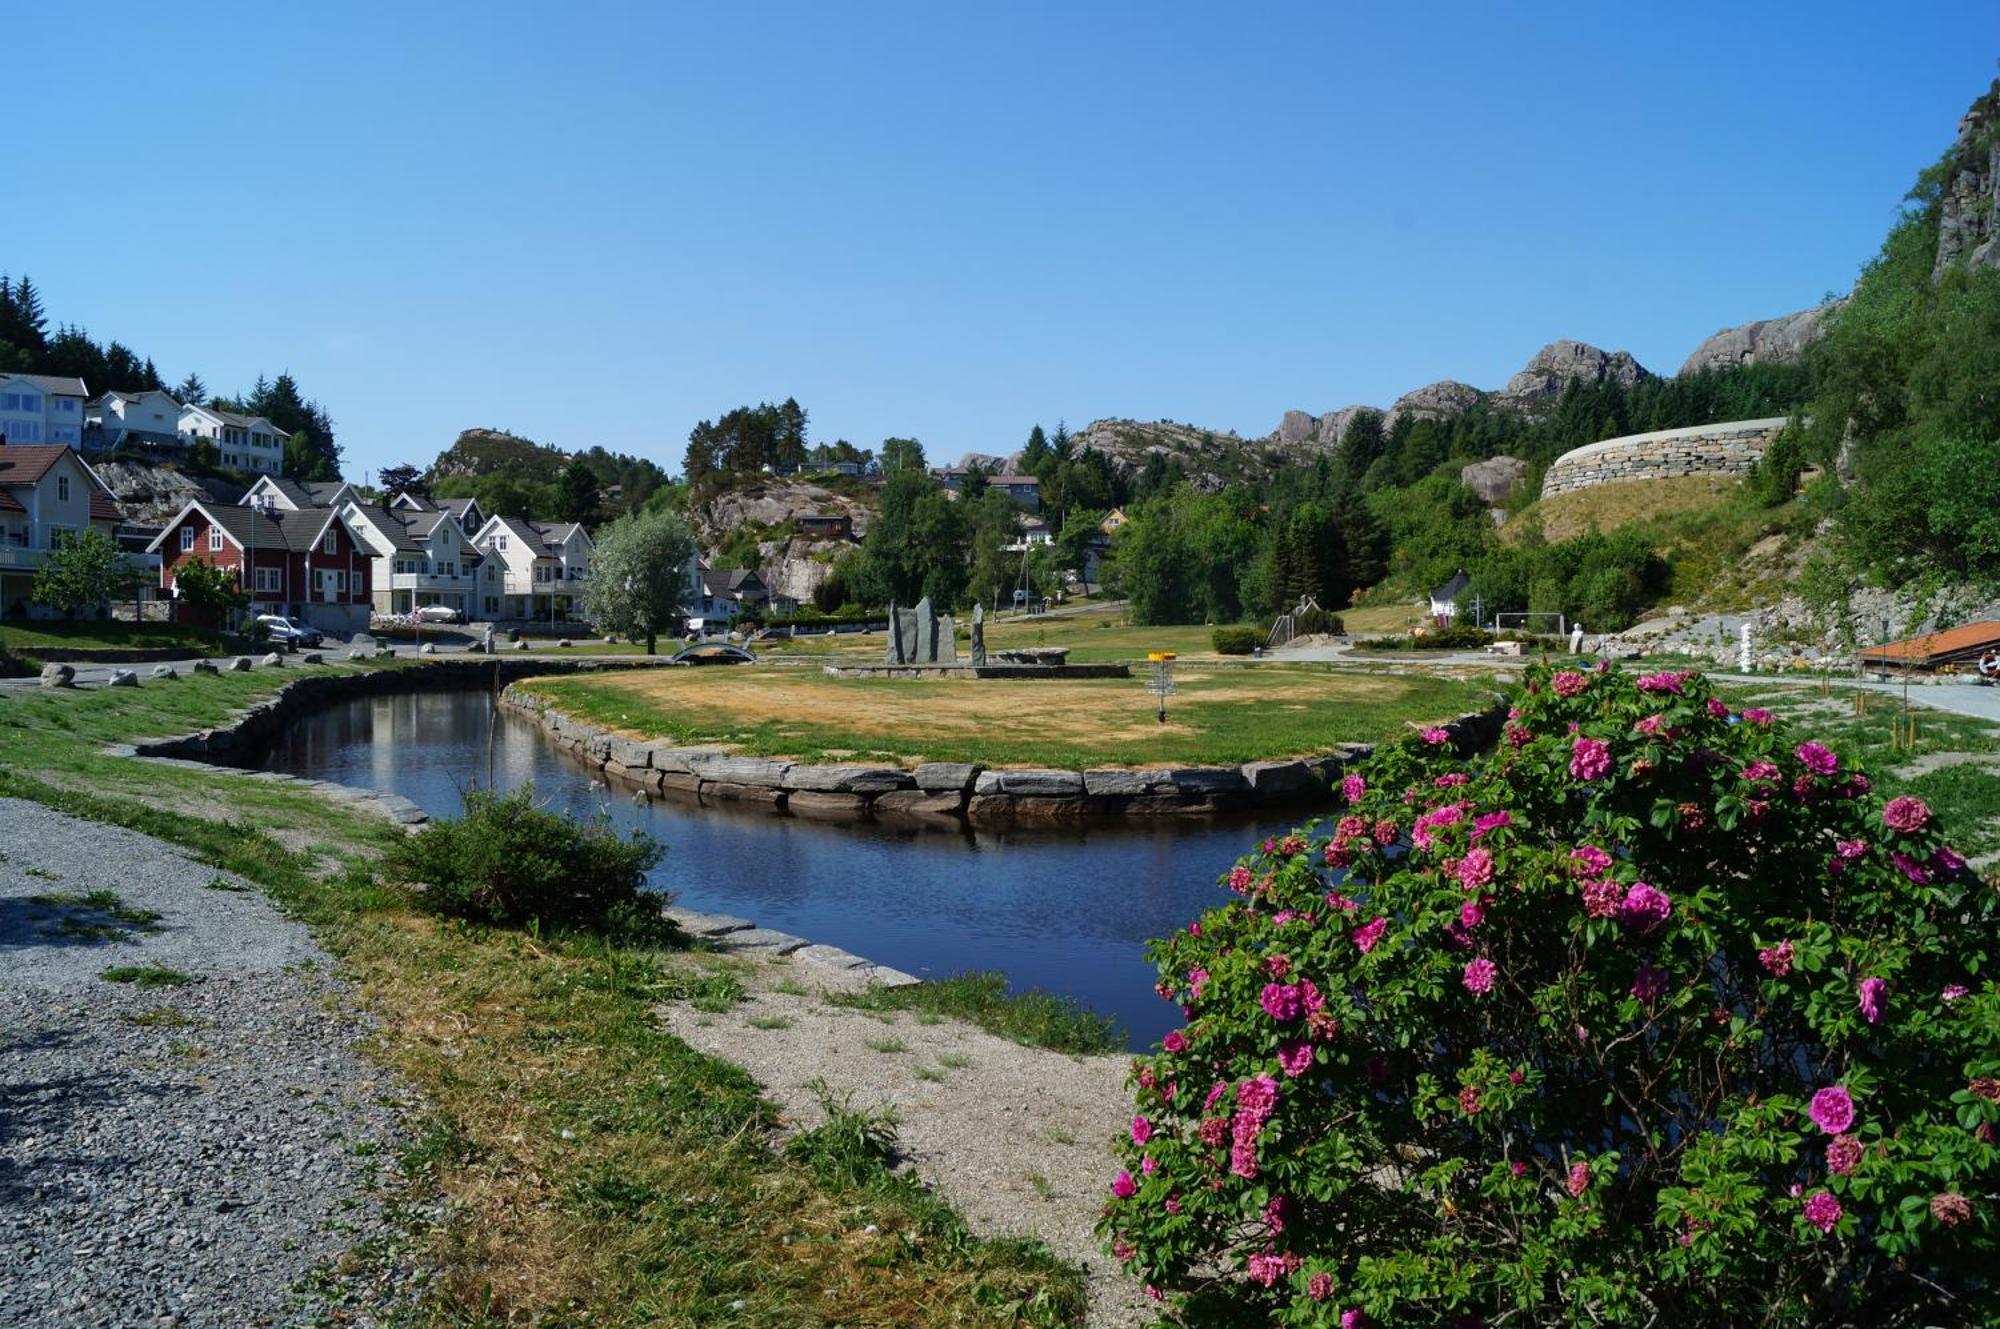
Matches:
[517,665,1498,768]
[0,666,1087,1326]
[0,620,231,657]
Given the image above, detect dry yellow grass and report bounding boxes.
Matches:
[1501,475,1746,546]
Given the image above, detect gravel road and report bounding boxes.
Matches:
[0,797,427,1327]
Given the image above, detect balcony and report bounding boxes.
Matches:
[0,546,160,576]
[390,571,477,590]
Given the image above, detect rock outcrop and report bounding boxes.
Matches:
[1494,340,1650,413]
[1677,302,1842,376]
[1383,380,1484,433]
[1936,78,2000,274]
[93,460,240,526]
[1459,455,1531,506]
[1063,419,1319,493]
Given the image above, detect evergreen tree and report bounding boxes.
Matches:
[174,372,207,405]
[1021,424,1051,474]
[4,274,47,352]
[377,463,422,500]
[557,455,602,525]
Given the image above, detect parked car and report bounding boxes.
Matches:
[254,614,323,649]
[414,604,466,624]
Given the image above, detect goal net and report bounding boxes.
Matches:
[1493,611,1567,636]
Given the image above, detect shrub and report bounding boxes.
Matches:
[386,785,672,938]
[1101,663,2000,1323]
[1292,606,1345,637]
[1213,626,1261,655]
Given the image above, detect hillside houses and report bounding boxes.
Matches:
[0,441,127,618]
[0,374,88,447]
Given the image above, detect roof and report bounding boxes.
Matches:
[304,481,349,505]
[0,488,22,512]
[246,476,317,509]
[991,474,1040,487]
[0,373,89,397]
[186,403,282,433]
[440,496,480,520]
[391,491,439,512]
[152,499,352,555]
[700,569,766,598]
[0,444,121,522]
[530,520,584,548]
[1858,620,2000,669]
[483,515,556,556]
[1429,569,1471,603]
[346,503,425,553]
[397,508,450,538]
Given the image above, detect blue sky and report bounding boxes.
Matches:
[11,3,1996,481]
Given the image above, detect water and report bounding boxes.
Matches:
[257,689,1297,1046]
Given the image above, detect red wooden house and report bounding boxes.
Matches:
[147,497,374,634]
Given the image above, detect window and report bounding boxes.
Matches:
[323,530,337,555]
[49,527,77,549]
[180,526,195,553]
[254,567,281,593]
[209,526,223,552]
[335,570,347,593]
[55,398,75,414]
[57,475,69,502]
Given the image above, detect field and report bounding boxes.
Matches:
[0,619,230,659]
[516,663,1500,768]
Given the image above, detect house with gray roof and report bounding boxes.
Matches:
[469,514,594,622]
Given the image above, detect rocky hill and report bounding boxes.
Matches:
[690,475,878,604]
[94,460,241,525]
[1063,419,1322,492]
[424,428,566,483]
[1936,78,2000,272]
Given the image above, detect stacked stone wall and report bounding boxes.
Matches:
[1538,418,1790,497]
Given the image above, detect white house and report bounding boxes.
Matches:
[470,515,593,621]
[0,442,132,618]
[343,500,483,617]
[180,404,286,475]
[1427,569,1471,625]
[390,490,485,537]
[0,373,88,447]
[84,389,184,453]
[241,475,356,511]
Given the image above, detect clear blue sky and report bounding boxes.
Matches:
[12,3,1996,481]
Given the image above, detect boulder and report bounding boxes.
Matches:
[419,643,437,656]
[784,790,870,821]
[977,768,1087,798]
[375,647,396,659]
[557,639,572,648]
[1240,759,1317,797]
[192,660,221,675]
[149,664,180,680]
[697,780,785,807]
[514,640,529,650]
[687,754,792,787]
[106,668,139,688]
[1459,455,1531,505]
[872,789,966,820]
[38,663,74,688]
[782,764,914,794]
[261,652,286,668]
[1275,409,1319,444]
[1082,768,1172,797]
[650,746,729,775]
[229,657,253,672]
[607,739,654,771]
[1166,767,1251,797]
[300,651,324,665]
[1384,380,1483,432]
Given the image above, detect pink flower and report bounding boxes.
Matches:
[1858,977,1887,1025]
[1162,1029,1187,1053]
[1462,957,1497,995]
[1342,1313,1369,1329]
[1809,1085,1856,1134]
[1943,984,1970,1003]
[1934,845,1969,874]
[1634,713,1666,737]
[1471,810,1511,841]
[1420,726,1451,746]
[1235,1075,1279,1122]
[1802,1190,1842,1233]
[1263,1195,1289,1233]
[1203,1081,1228,1111]
[1260,983,1303,1022]
[1631,965,1667,1002]
[1265,954,1292,979]
[1743,707,1772,726]
[1571,844,1613,876]
[1229,1141,1258,1178]
[1457,847,1495,891]
[1188,968,1209,999]
[1245,1252,1286,1287]
[1458,1085,1482,1115]
[1510,1160,1527,1177]
[1706,697,1729,719]
[1930,1192,1973,1227]
[1141,1155,1157,1175]
[1111,1170,1136,1199]
[1581,878,1622,919]
[1341,773,1366,804]
[1459,897,1487,929]
[1307,1271,1334,1301]
[1552,669,1588,696]
[1743,759,1780,784]
[1351,916,1388,953]
[1758,940,1794,977]
[1434,772,1469,788]
[1891,851,1932,884]
[1795,742,1839,776]
[1164,1195,1181,1215]
[1826,1134,1862,1176]
[1277,1041,1313,1078]
[1883,795,1932,834]
[1569,735,1612,781]
[1618,882,1672,931]
[1227,865,1253,894]
[1131,1115,1152,1145]
[1836,838,1868,859]
[1567,1159,1591,1197]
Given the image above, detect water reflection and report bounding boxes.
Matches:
[259,689,1289,1046]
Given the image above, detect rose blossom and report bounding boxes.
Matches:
[1581,877,1622,919]
[1943,984,1970,1003]
[1342,1312,1369,1329]
[1795,741,1839,776]
[1227,865,1253,894]
[1858,977,1888,1025]
[1552,669,1588,696]
[1706,697,1729,718]
[1112,1170,1136,1199]
[1277,1041,1313,1078]
[1260,983,1303,1022]
[1163,1029,1187,1053]
[1307,1271,1334,1301]
[1245,1252,1286,1287]
[1131,1116,1152,1145]
[1571,844,1612,876]
[1421,727,1451,746]
[1471,810,1511,840]
[1566,1159,1591,1197]
[1457,847,1494,891]
[1826,1134,1862,1176]
[1931,1192,1973,1227]
[1882,794,1932,833]
[1836,838,1868,860]
[1570,735,1612,781]
[1341,773,1366,804]
[1351,916,1388,953]
[1743,707,1772,726]
[1758,940,1794,977]
[1803,1190,1842,1233]
[1631,965,1667,1002]
[1462,957,1497,995]
[1618,882,1672,931]
[1460,897,1487,929]
[1809,1085,1856,1134]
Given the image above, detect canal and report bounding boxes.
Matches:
[258,688,1294,1046]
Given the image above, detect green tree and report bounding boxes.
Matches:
[377,463,422,500]
[31,529,136,619]
[580,508,698,654]
[879,437,927,474]
[556,455,602,525]
[170,555,249,628]
[173,371,206,405]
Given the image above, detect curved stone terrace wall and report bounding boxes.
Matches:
[1538,417,1791,498]
[500,685,1508,827]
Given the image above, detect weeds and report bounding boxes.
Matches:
[101,965,192,988]
[830,972,1123,1055]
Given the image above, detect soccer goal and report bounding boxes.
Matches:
[1493,611,1567,636]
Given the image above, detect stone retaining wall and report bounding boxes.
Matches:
[501,684,1508,827]
[1538,418,1790,497]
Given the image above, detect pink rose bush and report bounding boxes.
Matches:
[1102,663,1998,1324]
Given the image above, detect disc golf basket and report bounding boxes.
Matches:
[1147,651,1177,724]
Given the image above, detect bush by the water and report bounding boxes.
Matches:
[387,785,671,937]
[1212,627,1261,655]
[1102,663,1999,1323]
[1355,622,1495,651]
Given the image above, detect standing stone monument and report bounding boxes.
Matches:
[969,603,987,666]
[1739,622,1753,672]
[885,597,958,665]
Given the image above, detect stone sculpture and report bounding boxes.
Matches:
[885,597,958,665]
[970,603,986,666]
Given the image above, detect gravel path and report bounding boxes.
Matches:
[659,954,1152,1328]
[0,798,427,1328]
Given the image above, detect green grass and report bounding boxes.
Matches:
[101,964,192,988]
[0,619,231,657]
[29,888,164,940]
[829,972,1123,1056]
[0,666,1086,1326]
[866,1035,909,1054]
[518,664,1498,770]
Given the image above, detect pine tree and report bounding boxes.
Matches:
[10,274,47,350]
[557,456,602,525]
[1021,424,1051,474]
[174,372,207,405]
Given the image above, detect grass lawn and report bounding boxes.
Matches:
[516,663,1501,768]
[0,662,1086,1326]
[0,619,231,658]
[757,610,1246,665]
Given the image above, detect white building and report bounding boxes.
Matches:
[343,500,483,617]
[179,404,286,475]
[0,442,130,617]
[0,373,88,447]
[84,389,185,453]
[470,515,593,621]
[241,475,357,511]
